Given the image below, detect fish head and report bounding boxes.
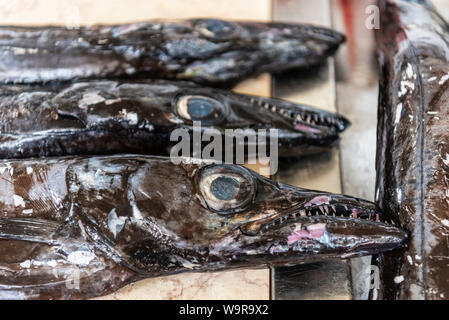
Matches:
[172,18,346,84]
[68,157,405,272]
[192,163,406,267]
[1,80,349,159]
[44,80,350,157]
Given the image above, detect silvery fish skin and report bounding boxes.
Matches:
[0,19,345,86]
[0,80,349,159]
[373,0,449,300]
[0,155,405,299]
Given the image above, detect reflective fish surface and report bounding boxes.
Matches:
[0,155,405,299]
[374,0,449,299]
[0,80,349,159]
[0,19,345,86]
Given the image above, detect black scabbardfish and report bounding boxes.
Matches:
[0,155,405,299]
[0,80,349,160]
[0,19,345,86]
[373,0,449,300]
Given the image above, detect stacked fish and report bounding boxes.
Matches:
[0,17,407,299]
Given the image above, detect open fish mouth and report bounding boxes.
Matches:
[203,165,407,265]
[248,96,350,135]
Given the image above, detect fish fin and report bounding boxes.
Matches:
[0,217,62,244]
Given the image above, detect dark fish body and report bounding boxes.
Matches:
[0,19,345,86]
[375,0,449,299]
[0,155,405,299]
[0,80,349,160]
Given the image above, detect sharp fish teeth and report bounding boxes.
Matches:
[296,114,302,121]
[323,206,329,215]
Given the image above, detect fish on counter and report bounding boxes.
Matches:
[0,79,349,159]
[373,0,449,299]
[0,19,345,86]
[0,155,405,299]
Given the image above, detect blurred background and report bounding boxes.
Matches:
[1,0,448,300]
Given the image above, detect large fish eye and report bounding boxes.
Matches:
[198,165,256,214]
[193,19,238,40]
[175,95,226,124]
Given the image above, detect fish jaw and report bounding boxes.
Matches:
[208,185,406,267]
[229,94,351,145]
